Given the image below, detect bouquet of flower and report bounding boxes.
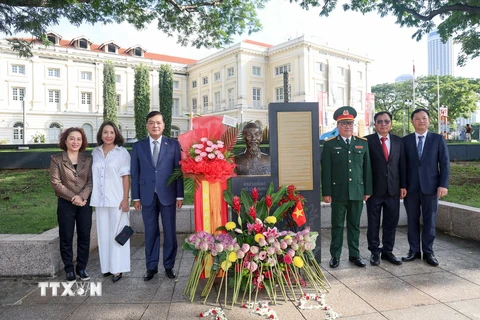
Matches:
[183,183,330,307]
[176,116,238,184]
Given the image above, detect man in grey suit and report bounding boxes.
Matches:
[365,111,407,266]
[131,111,184,280]
[402,108,449,266]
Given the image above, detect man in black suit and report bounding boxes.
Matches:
[365,111,407,266]
[402,109,449,266]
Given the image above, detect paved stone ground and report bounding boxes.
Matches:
[1,226,480,320]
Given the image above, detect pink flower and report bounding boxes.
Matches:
[208,153,215,159]
[206,140,214,146]
[250,245,259,254]
[217,153,225,160]
[287,249,295,257]
[195,156,202,162]
[241,243,250,253]
[259,251,267,260]
[201,137,208,142]
[283,254,292,265]
[205,147,213,152]
[200,152,207,157]
[195,148,202,154]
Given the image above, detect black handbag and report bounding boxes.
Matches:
[115,211,133,246]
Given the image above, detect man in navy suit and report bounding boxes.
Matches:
[365,111,407,266]
[131,111,184,280]
[402,109,449,266]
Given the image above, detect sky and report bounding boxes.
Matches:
[11,0,480,86]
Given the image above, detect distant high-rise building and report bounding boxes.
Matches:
[395,74,413,83]
[428,30,454,76]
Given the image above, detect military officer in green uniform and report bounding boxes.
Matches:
[321,106,373,268]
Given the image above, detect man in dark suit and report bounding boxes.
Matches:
[402,108,449,266]
[365,111,407,266]
[131,111,184,280]
[321,106,372,268]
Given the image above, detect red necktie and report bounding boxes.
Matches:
[380,137,389,161]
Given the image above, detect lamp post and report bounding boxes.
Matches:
[126,126,129,141]
[404,99,412,134]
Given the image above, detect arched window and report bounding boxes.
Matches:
[171,125,180,139]
[13,122,24,142]
[82,123,93,144]
[49,123,61,143]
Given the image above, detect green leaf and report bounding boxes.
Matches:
[272,202,293,221]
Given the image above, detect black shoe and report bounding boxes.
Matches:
[103,272,112,277]
[144,269,158,281]
[402,250,421,262]
[112,273,123,282]
[370,253,380,266]
[66,271,76,282]
[77,269,90,281]
[381,253,402,265]
[349,256,366,267]
[329,257,340,268]
[423,253,439,266]
[165,268,176,279]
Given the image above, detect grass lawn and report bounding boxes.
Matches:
[0,162,478,234]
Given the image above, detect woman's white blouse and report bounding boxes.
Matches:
[90,145,130,207]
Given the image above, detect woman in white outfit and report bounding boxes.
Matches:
[91,121,131,282]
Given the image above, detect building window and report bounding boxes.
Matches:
[133,48,142,56]
[47,35,56,43]
[252,66,261,77]
[252,87,261,107]
[192,98,197,113]
[227,88,234,109]
[315,83,324,93]
[116,94,121,108]
[171,125,180,139]
[315,62,323,73]
[275,86,291,102]
[13,122,24,141]
[227,67,234,78]
[48,90,60,103]
[356,90,363,110]
[12,64,25,74]
[214,72,221,82]
[192,80,197,89]
[337,66,344,76]
[336,87,345,106]
[202,76,208,85]
[115,75,121,83]
[173,80,180,89]
[48,68,60,78]
[82,123,93,142]
[358,71,363,80]
[202,95,208,113]
[81,71,92,80]
[79,39,88,49]
[81,92,92,110]
[49,122,61,142]
[214,91,221,110]
[275,64,291,76]
[107,44,116,53]
[173,98,180,116]
[12,87,25,101]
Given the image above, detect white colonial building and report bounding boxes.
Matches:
[0,32,373,144]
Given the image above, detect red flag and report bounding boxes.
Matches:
[292,201,306,227]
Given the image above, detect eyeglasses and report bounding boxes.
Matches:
[339,122,354,127]
[376,120,391,125]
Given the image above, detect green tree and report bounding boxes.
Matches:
[2,0,265,58]
[159,64,173,138]
[134,64,150,140]
[291,0,480,66]
[103,60,117,124]
[372,75,480,132]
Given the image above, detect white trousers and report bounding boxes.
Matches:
[96,207,131,274]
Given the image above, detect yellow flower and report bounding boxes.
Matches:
[254,233,265,243]
[228,251,237,262]
[225,221,236,231]
[293,256,304,268]
[265,216,277,224]
[221,260,232,271]
[284,235,292,240]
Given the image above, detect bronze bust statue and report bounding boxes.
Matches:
[235,122,271,175]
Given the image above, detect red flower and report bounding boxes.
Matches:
[200,313,204,317]
[233,196,241,213]
[212,309,217,314]
[283,254,292,265]
[269,315,275,319]
[248,206,257,220]
[252,187,259,203]
[264,270,273,279]
[265,195,272,209]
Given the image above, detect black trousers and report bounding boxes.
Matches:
[57,197,92,273]
[366,195,400,254]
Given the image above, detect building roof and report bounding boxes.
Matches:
[242,40,273,48]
